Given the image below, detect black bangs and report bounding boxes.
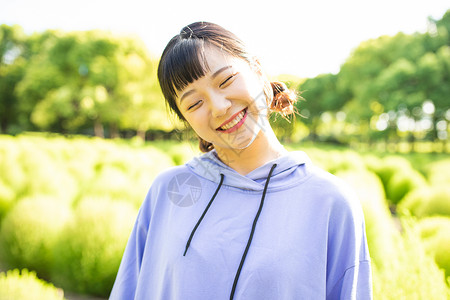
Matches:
[158,21,250,122]
[169,38,210,92]
[158,37,210,119]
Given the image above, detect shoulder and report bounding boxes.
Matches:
[306,165,363,220]
[306,165,354,197]
[151,164,192,184]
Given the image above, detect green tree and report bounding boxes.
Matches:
[424,10,450,144]
[0,24,27,133]
[338,33,422,143]
[16,30,171,138]
[337,11,450,148]
[14,30,68,132]
[297,73,348,141]
[116,38,179,139]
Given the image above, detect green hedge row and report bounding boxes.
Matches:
[0,133,176,297]
[0,134,449,298]
[335,169,450,298]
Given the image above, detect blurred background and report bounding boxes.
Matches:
[0,1,449,299]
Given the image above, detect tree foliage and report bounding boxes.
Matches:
[305,10,450,147]
[1,27,175,138]
[0,10,449,145]
[0,24,27,133]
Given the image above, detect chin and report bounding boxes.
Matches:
[215,126,261,151]
[234,130,260,150]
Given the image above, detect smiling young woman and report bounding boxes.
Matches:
[157,24,298,174]
[110,21,373,300]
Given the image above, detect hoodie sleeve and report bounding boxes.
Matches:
[109,202,150,299]
[325,182,373,300]
[328,260,373,299]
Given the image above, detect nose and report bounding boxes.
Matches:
[209,95,231,118]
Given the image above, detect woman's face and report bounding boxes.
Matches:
[176,46,269,151]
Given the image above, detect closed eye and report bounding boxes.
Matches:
[187,100,202,111]
[219,74,236,88]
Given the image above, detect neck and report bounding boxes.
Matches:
[214,127,287,175]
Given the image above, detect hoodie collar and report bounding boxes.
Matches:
[186,150,311,191]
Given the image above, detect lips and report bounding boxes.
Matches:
[217,108,247,133]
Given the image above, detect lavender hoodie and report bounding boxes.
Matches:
[110,150,372,299]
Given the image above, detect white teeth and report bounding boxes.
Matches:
[220,111,245,130]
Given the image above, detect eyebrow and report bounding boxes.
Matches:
[212,65,232,79]
[180,89,196,103]
[179,65,233,104]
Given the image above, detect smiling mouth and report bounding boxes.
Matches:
[216,108,248,133]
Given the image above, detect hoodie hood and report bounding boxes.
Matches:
[186,150,311,192]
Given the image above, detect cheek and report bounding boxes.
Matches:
[243,80,268,110]
[233,77,265,103]
[242,71,266,99]
[184,112,211,136]
[184,114,200,129]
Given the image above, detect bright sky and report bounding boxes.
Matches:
[2,0,449,78]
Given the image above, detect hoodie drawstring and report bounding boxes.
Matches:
[184,173,225,256]
[229,163,277,300]
[183,164,277,300]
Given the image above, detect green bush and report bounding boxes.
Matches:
[0,179,15,221]
[304,149,366,174]
[52,199,137,297]
[412,216,450,280]
[398,186,450,218]
[0,134,175,208]
[82,145,174,207]
[372,226,450,299]
[123,149,175,208]
[16,144,78,203]
[0,134,174,296]
[426,158,450,186]
[0,269,65,300]
[367,155,412,194]
[166,141,198,165]
[0,140,27,197]
[85,165,136,201]
[328,150,367,173]
[385,168,427,205]
[362,154,383,173]
[0,135,78,203]
[0,197,71,279]
[336,169,398,268]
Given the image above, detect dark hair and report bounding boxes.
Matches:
[157,21,298,152]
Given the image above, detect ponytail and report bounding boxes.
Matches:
[269,81,299,117]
